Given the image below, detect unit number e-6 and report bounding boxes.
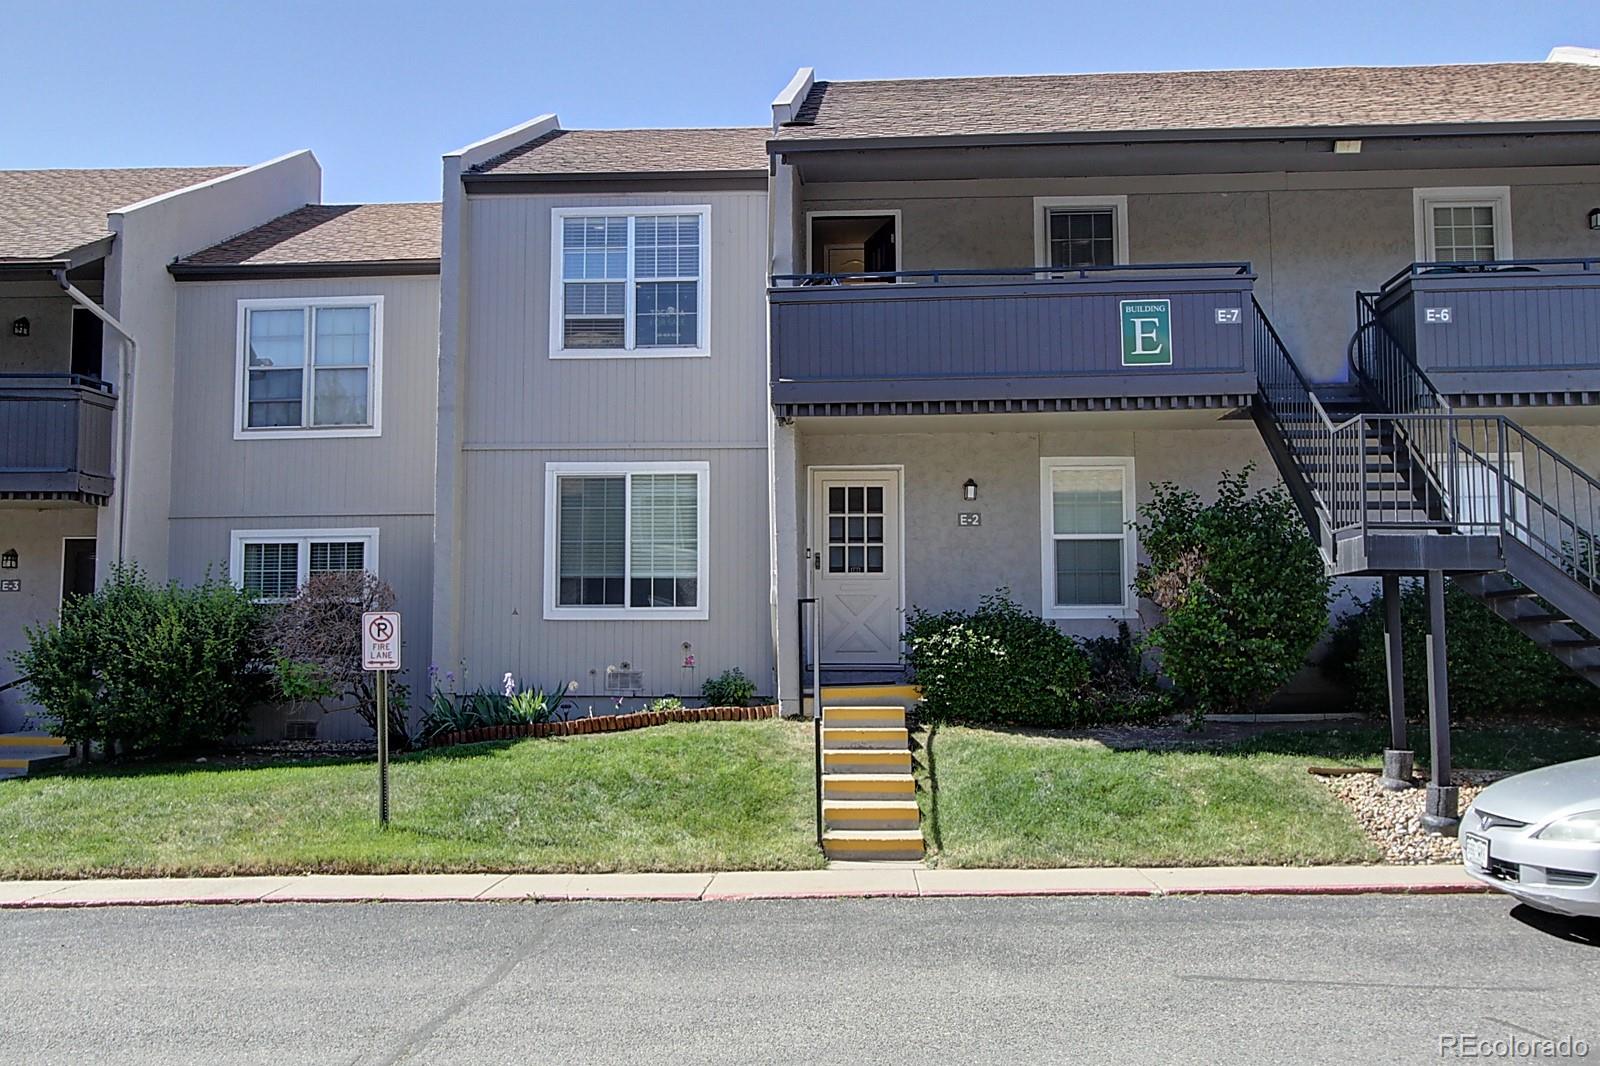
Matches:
[1424,307,1453,324]
[1214,308,1242,324]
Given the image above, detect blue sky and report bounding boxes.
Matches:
[6,0,1598,203]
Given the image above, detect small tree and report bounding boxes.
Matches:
[1134,468,1330,720]
[262,571,412,749]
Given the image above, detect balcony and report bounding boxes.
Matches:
[1368,259,1600,405]
[769,265,1258,416]
[0,375,116,501]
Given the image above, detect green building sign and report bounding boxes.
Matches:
[1120,299,1173,366]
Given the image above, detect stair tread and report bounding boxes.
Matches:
[822,829,925,841]
[823,799,919,810]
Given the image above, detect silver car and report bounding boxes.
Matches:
[1460,755,1600,917]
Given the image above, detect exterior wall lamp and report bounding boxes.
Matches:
[1589,208,1600,231]
[962,479,979,501]
[1,549,17,570]
[10,317,28,337]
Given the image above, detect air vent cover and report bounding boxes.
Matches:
[285,720,318,741]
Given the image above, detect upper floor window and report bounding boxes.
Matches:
[549,206,710,358]
[229,527,379,603]
[235,296,383,440]
[1414,187,1512,263]
[1034,196,1129,271]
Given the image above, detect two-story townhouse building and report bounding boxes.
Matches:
[431,118,775,709]
[0,159,441,738]
[764,53,1600,825]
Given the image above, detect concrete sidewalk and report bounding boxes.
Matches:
[0,864,1485,908]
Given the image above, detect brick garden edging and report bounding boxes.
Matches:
[431,704,780,748]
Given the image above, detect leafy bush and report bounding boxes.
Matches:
[648,696,684,713]
[418,675,561,743]
[701,668,757,707]
[261,571,413,749]
[1134,468,1331,721]
[1325,580,1592,720]
[1076,622,1172,723]
[905,590,1093,727]
[12,564,269,754]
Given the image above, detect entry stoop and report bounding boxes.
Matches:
[819,685,925,861]
[0,734,70,780]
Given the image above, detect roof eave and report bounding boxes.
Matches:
[462,169,768,193]
[768,118,1600,155]
[168,259,441,281]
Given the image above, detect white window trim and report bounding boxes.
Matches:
[228,527,380,604]
[1032,195,1130,270]
[803,209,904,276]
[233,295,384,440]
[543,460,711,620]
[1412,186,1513,263]
[1039,456,1138,621]
[548,205,712,360]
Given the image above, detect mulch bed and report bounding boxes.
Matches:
[429,704,780,748]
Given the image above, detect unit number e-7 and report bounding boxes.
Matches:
[1214,308,1242,324]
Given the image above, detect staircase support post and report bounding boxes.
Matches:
[1378,573,1414,790]
[1420,569,1460,833]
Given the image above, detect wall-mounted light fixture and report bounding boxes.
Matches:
[1589,207,1600,231]
[0,549,17,570]
[962,478,979,501]
[1333,139,1362,155]
[10,317,28,337]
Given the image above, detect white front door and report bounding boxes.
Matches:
[811,469,902,666]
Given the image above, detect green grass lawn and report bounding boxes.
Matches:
[0,720,824,879]
[916,725,1378,869]
[916,722,1600,870]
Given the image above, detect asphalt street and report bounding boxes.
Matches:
[2,894,1597,1065]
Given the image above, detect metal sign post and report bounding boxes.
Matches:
[362,611,401,828]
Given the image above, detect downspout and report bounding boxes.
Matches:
[53,269,138,565]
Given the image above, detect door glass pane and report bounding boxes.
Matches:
[825,481,886,574]
[1054,539,1123,606]
[557,476,625,606]
[1052,468,1125,534]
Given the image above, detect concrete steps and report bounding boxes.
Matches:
[0,734,70,780]
[817,687,924,862]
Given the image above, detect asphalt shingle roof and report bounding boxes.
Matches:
[0,166,238,260]
[472,127,768,176]
[176,203,441,268]
[777,61,1600,143]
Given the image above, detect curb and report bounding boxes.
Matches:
[0,867,1489,909]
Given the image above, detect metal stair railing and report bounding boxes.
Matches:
[1251,297,1343,535]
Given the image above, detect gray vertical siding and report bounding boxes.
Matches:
[168,274,440,739]
[450,188,773,700]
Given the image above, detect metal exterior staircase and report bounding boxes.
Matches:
[1251,292,1600,687]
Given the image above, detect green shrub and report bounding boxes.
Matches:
[701,668,757,707]
[905,590,1093,727]
[1076,622,1172,723]
[11,564,270,754]
[1134,468,1331,721]
[1325,580,1592,720]
[648,696,684,713]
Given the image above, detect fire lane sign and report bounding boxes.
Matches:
[362,611,401,672]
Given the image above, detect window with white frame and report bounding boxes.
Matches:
[551,207,709,357]
[236,296,382,438]
[229,528,379,602]
[1034,196,1129,271]
[1040,458,1136,619]
[544,462,709,619]
[1414,187,1512,263]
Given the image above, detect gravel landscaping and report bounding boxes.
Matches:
[1319,770,1507,864]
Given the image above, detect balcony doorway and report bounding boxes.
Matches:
[807,212,899,280]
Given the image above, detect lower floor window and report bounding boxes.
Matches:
[546,462,708,619]
[1040,458,1136,618]
[230,528,378,601]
